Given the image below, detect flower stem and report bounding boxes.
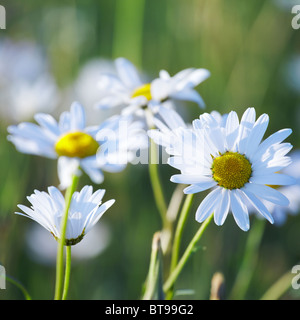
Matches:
[6,275,32,300]
[148,138,168,229]
[54,174,79,300]
[163,213,213,295]
[142,232,164,300]
[62,245,72,300]
[170,193,194,273]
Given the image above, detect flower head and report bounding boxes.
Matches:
[16,186,115,246]
[7,102,147,189]
[150,107,295,231]
[97,57,210,118]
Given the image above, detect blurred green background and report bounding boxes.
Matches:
[0,0,300,300]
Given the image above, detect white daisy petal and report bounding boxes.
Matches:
[80,157,104,184]
[115,57,143,89]
[250,173,296,186]
[237,107,256,154]
[252,129,292,163]
[243,183,289,206]
[195,187,222,222]
[214,189,230,226]
[170,174,214,185]
[230,189,250,231]
[245,113,269,158]
[182,68,210,88]
[169,89,206,108]
[158,105,187,130]
[225,111,239,151]
[70,102,86,131]
[183,180,217,194]
[242,189,274,224]
[34,113,60,138]
[57,157,81,190]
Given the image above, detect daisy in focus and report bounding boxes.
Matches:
[150,107,295,231]
[16,185,114,246]
[97,57,210,119]
[7,102,146,189]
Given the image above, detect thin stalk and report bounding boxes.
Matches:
[62,246,72,300]
[6,275,32,300]
[170,193,194,273]
[54,174,79,300]
[163,213,214,295]
[148,138,168,229]
[142,232,164,300]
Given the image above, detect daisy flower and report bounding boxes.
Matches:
[7,102,146,189]
[16,185,115,246]
[152,107,295,231]
[97,57,210,118]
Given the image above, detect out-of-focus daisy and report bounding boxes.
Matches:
[16,185,115,246]
[96,57,210,118]
[0,38,60,123]
[150,107,295,231]
[7,102,147,189]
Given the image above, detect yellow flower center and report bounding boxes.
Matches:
[212,151,252,189]
[55,132,99,159]
[131,83,152,101]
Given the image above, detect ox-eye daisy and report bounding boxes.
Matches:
[97,57,210,118]
[152,107,295,231]
[16,186,115,246]
[7,102,146,189]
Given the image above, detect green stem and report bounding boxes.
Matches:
[6,275,32,300]
[54,174,79,300]
[163,213,213,294]
[148,138,168,229]
[229,218,266,300]
[62,246,72,300]
[142,232,164,300]
[170,193,194,273]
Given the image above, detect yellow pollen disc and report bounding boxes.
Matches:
[131,83,152,101]
[212,151,252,189]
[55,132,99,159]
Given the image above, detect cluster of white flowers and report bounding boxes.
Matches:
[7,56,298,251]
